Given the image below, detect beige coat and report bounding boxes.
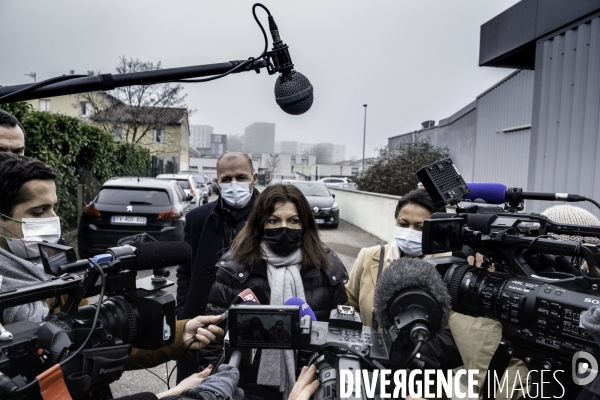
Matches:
[346,241,399,329]
[347,243,528,399]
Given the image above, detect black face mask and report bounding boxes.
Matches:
[263,227,302,257]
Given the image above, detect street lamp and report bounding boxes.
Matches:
[362,104,368,174]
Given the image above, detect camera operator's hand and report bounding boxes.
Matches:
[156,364,213,399]
[184,315,225,351]
[468,252,495,272]
[289,365,320,400]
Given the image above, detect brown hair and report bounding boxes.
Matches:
[232,184,329,270]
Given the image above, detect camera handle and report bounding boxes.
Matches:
[482,339,572,400]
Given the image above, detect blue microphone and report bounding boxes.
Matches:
[284,297,317,321]
[464,183,589,205]
[464,183,507,204]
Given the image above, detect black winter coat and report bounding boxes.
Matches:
[176,191,258,320]
[200,248,349,400]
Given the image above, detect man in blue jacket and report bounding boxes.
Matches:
[176,151,259,382]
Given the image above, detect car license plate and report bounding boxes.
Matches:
[315,219,325,224]
[111,216,147,225]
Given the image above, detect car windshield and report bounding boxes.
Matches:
[292,183,331,197]
[96,188,171,206]
[158,177,190,190]
[174,180,190,190]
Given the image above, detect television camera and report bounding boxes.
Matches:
[0,234,189,400]
[418,158,600,399]
[222,255,452,400]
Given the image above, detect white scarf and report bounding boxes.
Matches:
[257,243,305,399]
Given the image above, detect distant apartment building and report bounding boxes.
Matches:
[274,141,346,163]
[211,134,227,156]
[190,125,213,150]
[244,122,275,153]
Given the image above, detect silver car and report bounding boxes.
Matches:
[156,174,206,208]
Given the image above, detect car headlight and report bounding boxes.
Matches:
[332,202,339,211]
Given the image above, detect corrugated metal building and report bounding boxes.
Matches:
[389,1,600,217]
[388,70,534,186]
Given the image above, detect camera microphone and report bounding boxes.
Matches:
[267,13,313,115]
[373,257,451,344]
[465,182,590,205]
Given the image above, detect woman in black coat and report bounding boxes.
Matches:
[199,184,348,400]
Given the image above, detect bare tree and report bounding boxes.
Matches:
[227,134,244,152]
[266,154,281,177]
[75,56,193,156]
[304,143,331,164]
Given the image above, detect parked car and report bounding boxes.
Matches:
[156,174,207,206]
[338,182,358,190]
[179,171,212,196]
[318,177,353,188]
[77,177,192,259]
[283,180,339,228]
[269,179,283,186]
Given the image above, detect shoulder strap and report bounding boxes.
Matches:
[372,245,385,331]
[376,245,385,281]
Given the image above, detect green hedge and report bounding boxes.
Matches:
[1,102,150,228]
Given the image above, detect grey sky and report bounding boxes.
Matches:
[1,0,518,159]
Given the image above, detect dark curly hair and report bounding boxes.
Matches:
[0,153,57,218]
[232,184,329,271]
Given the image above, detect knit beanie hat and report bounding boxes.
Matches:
[541,205,600,244]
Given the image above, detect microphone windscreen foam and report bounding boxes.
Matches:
[373,257,451,337]
[284,297,317,321]
[274,71,313,115]
[464,183,507,204]
[130,241,191,271]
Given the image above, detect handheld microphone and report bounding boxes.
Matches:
[284,297,317,321]
[266,13,313,115]
[373,257,451,344]
[465,183,590,205]
[215,287,270,330]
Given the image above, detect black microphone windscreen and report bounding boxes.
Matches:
[373,257,451,337]
[274,71,313,115]
[130,241,192,271]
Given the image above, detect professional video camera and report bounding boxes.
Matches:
[417,158,600,399]
[219,257,452,400]
[0,234,190,400]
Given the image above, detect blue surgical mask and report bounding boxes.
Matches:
[220,181,252,209]
[394,226,423,257]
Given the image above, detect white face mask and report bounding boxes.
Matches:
[395,226,423,257]
[5,217,62,259]
[220,181,252,209]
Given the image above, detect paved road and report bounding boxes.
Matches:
[67,193,386,398]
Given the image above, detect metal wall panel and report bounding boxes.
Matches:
[529,17,600,216]
[387,107,477,182]
[473,70,535,188]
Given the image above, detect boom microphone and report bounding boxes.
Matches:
[284,297,317,321]
[465,183,590,205]
[267,12,313,115]
[373,257,451,344]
